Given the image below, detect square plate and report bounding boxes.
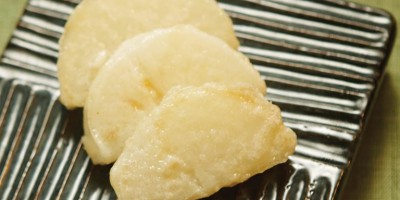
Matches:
[0,0,396,199]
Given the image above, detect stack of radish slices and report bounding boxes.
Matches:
[57,0,297,199]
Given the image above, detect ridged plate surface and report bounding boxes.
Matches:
[0,0,396,199]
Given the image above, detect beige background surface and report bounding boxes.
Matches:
[0,0,398,199]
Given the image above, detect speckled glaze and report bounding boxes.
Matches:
[0,0,395,199]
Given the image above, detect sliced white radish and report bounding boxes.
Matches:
[57,0,239,108]
[83,26,265,164]
[110,83,296,200]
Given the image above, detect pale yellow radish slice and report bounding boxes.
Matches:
[57,0,239,109]
[110,83,296,200]
[83,26,265,164]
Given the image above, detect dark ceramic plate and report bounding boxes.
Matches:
[0,0,396,199]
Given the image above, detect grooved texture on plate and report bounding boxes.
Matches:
[0,0,395,199]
